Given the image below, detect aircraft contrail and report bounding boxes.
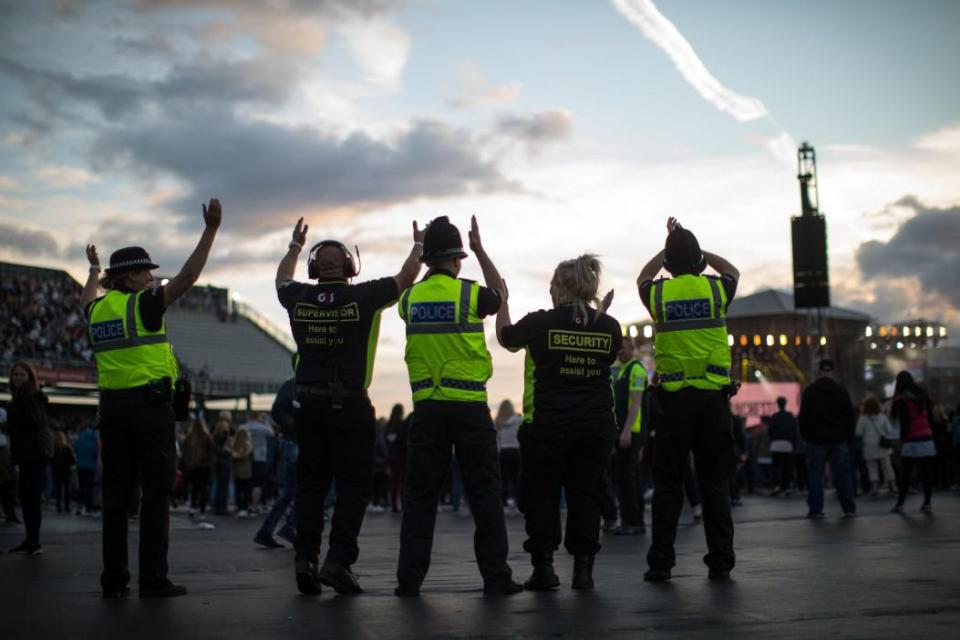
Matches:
[611,0,768,123]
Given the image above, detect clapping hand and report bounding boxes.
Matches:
[413,220,425,244]
[203,198,222,229]
[600,289,614,313]
[292,217,309,246]
[666,217,681,234]
[85,244,100,268]
[468,215,483,254]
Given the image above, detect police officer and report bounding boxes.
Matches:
[81,198,222,598]
[395,215,521,597]
[636,216,740,582]
[276,217,424,596]
[612,336,648,536]
[496,254,622,591]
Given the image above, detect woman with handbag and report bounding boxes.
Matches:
[890,371,937,513]
[855,397,896,496]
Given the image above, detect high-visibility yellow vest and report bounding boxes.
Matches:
[399,273,491,403]
[649,275,731,392]
[619,358,648,433]
[88,290,179,390]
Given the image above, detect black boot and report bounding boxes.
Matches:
[523,552,560,591]
[571,555,595,591]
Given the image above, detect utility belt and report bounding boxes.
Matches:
[296,383,367,409]
[651,381,740,399]
[100,377,172,405]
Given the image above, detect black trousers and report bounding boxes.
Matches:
[186,466,211,514]
[772,451,794,491]
[98,389,177,591]
[294,395,375,569]
[499,448,521,505]
[614,432,645,527]
[18,461,46,543]
[897,456,934,506]
[397,400,512,589]
[519,422,614,557]
[598,452,618,522]
[648,388,735,573]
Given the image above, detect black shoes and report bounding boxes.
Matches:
[483,579,524,596]
[394,584,420,597]
[708,569,732,582]
[296,559,323,595]
[643,568,671,582]
[9,541,42,555]
[571,555,595,591]
[318,560,363,595]
[523,553,560,591]
[254,533,285,549]
[140,581,187,598]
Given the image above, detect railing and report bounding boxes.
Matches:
[231,300,296,353]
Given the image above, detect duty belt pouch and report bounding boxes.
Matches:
[173,377,192,421]
[147,377,172,407]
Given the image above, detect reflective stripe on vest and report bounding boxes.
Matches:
[400,275,491,403]
[88,290,178,390]
[650,275,732,392]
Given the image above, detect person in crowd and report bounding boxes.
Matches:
[855,397,896,496]
[231,426,253,518]
[6,361,53,554]
[612,336,648,536]
[890,371,936,513]
[798,359,857,519]
[729,414,748,506]
[73,423,99,515]
[496,254,621,591]
[241,412,274,515]
[930,404,951,490]
[51,430,76,514]
[211,414,233,516]
[495,400,522,513]
[636,217,739,583]
[396,215,521,597]
[754,416,773,492]
[255,369,298,548]
[794,429,809,494]
[0,411,22,523]
[768,397,799,496]
[384,404,408,514]
[182,417,216,522]
[81,198,222,597]
[276,216,424,596]
[370,417,389,513]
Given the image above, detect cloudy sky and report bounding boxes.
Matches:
[1,0,959,411]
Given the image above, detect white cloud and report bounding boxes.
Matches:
[34,164,99,188]
[0,176,20,191]
[914,121,960,155]
[337,18,410,90]
[448,63,523,109]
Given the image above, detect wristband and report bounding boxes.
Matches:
[289,241,303,251]
[413,241,424,247]
[89,265,101,272]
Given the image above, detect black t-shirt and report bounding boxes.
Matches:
[500,305,622,430]
[638,274,738,316]
[422,268,502,317]
[85,286,167,332]
[277,277,398,389]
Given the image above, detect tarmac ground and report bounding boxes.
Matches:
[2,491,959,639]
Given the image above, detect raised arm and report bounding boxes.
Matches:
[276,217,308,288]
[704,250,739,280]
[468,215,506,298]
[164,199,222,308]
[81,244,101,308]
[393,221,426,292]
[495,280,512,347]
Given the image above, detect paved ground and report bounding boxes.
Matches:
[2,491,959,639]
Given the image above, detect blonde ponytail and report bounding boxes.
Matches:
[552,254,602,324]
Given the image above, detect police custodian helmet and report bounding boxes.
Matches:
[421,216,468,264]
[662,228,707,275]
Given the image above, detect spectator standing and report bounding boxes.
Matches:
[384,405,408,514]
[768,397,799,496]
[890,371,936,513]
[242,412,275,514]
[51,431,76,514]
[211,414,233,515]
[6,361,53,554]
[495,400,522,512]
[182,418,216,521]
[0,416,20,523]
[855,397,896,496]
[255,374,299,548]
[612,337,648,536]
[73,424,99,514]
[231,427,254,518]
[370,418,389,512]
[798,359,857,519]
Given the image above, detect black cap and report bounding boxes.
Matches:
[421,216,468,264]
[818,359,835,372]
[663,228,706,275]
[105,246,159,275]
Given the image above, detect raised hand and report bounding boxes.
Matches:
[203,198,222,229]
[600,288,614,313]
[468,215,483,253]
[292,217,309,246]
[413,220,425,244]
[85,244,100,268]
[666,216,681,234]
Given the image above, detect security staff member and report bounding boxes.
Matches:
[81,198,223,598]
[496,254,622,591]
[612,337,648,535]
[395,215,521,597]
[276,217,424,596]
[636,217,739,583]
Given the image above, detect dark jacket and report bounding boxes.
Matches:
[7,390,53,464]
[271,378,297,443]
[798,377,855,446]
[768,410,799,445]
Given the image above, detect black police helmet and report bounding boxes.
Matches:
[662,228,706,275]
[421,216,468,264]
[105,246,159,275]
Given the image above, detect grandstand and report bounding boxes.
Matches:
[1,261,294,405]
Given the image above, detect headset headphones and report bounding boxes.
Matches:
[661,251,707,275]
[307,240,361,279]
